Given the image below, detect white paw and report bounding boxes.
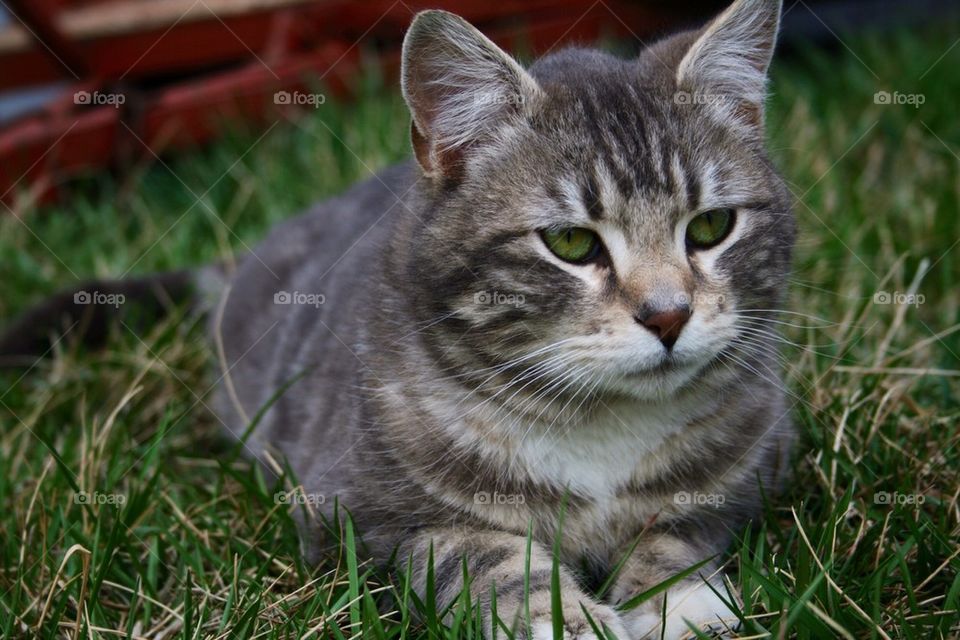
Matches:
[624,579,740,639]
[524,602,629,639]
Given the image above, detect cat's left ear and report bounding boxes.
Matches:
[401,10,542,179]
[676,0,781,128]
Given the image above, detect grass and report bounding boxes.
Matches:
[1,21,959,640]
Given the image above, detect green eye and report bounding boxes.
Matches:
[542,227,601,263]
[686,209,735,249]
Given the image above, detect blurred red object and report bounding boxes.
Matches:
[0,0,710,206]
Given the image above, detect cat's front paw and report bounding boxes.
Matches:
[519,600,629,639]
[621,579,740,639]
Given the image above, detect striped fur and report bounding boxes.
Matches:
[210,0,793,637]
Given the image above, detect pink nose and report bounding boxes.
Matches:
[637,308,691,350]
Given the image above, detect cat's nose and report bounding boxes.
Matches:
[636,306,691,350]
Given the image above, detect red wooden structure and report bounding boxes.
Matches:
[0,0,717,205]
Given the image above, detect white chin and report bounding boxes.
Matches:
[603,360,705,399]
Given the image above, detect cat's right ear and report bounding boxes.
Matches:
[401,11,542,179]
[675,0,781,129]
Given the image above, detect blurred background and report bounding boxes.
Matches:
[0,0,957,205]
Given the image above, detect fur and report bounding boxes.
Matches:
[212,0,794,637]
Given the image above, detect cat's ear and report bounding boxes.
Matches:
[675,0,781,128]
[401,10,542,178]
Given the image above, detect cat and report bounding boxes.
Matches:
[0,0,796,637]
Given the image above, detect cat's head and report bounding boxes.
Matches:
[400,0,794,402]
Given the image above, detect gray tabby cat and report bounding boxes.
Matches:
[211,0,794,636]
[1,0,795,637]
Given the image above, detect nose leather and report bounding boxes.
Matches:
[636,307,691,350]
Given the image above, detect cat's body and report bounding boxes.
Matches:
[212,2,795,636]
[0,0,795,637]
[217,156,791,566]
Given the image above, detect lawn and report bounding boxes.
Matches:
[1,19,958,640]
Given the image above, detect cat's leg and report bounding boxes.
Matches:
[403,527,628,639]
[610,533,740,639]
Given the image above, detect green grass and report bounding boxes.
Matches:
[2,22,959,639]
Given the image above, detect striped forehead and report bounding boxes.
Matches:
[547,151,714,242]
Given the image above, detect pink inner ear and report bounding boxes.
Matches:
[410,119,467,181]
[733,100,763,129]
[404,56,478,180]
[401,12,539,182]
[410,120,434,174]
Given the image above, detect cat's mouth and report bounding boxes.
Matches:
[639,362,682,377]
[624,353,699,377]
[596,355,709,401]
[618,351,713,392]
